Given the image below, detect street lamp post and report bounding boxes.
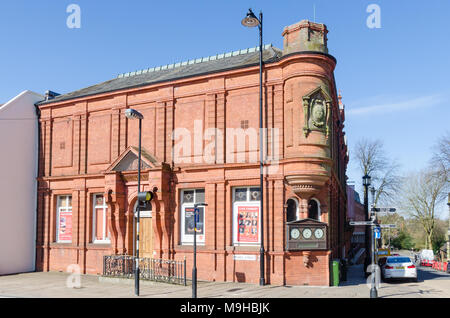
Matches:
[241,7,265,287]
[192,202,208,298]
[124,108,144,297]
[362,174,371,275]
[447,193,449,262]
[369,186,378,298]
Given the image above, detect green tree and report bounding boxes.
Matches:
[391,230,414,250]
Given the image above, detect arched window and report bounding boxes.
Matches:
[286,198,298,222]
[308,198,321,221]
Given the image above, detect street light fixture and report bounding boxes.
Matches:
[125,108,144,296]
[241,7,265,287]
[192,202,208,298]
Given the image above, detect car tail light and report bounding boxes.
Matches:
[407,265,415,269]
[385,265,393,269]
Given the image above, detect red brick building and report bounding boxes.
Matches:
[35,19,349,286]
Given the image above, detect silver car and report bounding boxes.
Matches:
[379,256,418,282]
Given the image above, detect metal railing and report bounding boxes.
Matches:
[103,255,186,286]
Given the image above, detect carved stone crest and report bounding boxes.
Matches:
[302,86,332,137]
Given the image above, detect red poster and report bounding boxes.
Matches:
[59,210,72,242]
[237,206,259,243]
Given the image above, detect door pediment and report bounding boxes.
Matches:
[105,146,161,173]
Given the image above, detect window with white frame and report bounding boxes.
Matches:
[180,189,205,245]
[92,194,110,243]
[232,187,260,246]
[56,195,72,243]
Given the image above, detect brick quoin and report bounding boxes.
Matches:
[35,19,349,286]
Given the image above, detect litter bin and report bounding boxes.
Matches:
[331,260,340,286]
[340,259,348,282]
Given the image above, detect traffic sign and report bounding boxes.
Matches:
[349,221,374,226]
[371,207,396,213]
[374,227,381,239]
[380,224,397,229]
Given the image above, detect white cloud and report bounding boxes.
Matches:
[346,94,445,116]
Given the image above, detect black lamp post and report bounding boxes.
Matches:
[447,193,449,262]
[362,174,371,275]
[125,108,144,297]
[369,186,378,298]
[241,8,265,287]
[192,202,208,298]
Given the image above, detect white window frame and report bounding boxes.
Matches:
[92,194,110,244]
[180,189,205,245]
[232,186,261,246]
[56,195,72,243]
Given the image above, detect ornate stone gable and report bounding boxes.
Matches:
[302,86,332,138]
[105,146,161,173]
[112,151,150,172]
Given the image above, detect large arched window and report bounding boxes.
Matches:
[308,198,321,221]
[286,198,298,222]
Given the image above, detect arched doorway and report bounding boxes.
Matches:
[133,200,153,258]
[286,198,298,222]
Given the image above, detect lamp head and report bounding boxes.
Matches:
[124,108,144,120]
[362,174,371,187]
[241,9,260,27]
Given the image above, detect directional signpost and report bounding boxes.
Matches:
[371,207,396,216]
[380,224,397,229]
[349,221,374,226]
[371,207,396,213]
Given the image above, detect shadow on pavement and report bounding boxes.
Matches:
[339,264,367,286]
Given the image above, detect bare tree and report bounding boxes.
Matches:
[399,169,448,250]
[431,131,450,180]
[353,138,401,205]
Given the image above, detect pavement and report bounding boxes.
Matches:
[0,261,449,298]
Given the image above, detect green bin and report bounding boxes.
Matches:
[331,260,340,286]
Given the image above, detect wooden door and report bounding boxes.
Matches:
[139,217,153,258]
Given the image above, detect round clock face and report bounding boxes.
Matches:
[290,228,300,240]
[302,228,312,239]
[314,228,324,239]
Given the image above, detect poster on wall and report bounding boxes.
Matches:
[237,206,259,243]
[58,210,72,242]
[184,207,204,240]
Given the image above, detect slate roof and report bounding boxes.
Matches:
[37,45,283,106]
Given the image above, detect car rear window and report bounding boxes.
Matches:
[387,257,411,263]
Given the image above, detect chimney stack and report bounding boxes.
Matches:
[282,20,329,55]
[45,90,60,101]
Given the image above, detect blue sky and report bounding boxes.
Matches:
[1,1,449,214]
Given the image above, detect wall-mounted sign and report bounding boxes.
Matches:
[233,254,257,261]
[184,206,204,239]
[58,210,72,242]
[237,206,259,243]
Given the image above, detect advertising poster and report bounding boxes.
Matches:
[184,207,204,240]
[237,206,259,243]
[58,210,72,242]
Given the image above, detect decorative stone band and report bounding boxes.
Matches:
[285,174,330,198]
